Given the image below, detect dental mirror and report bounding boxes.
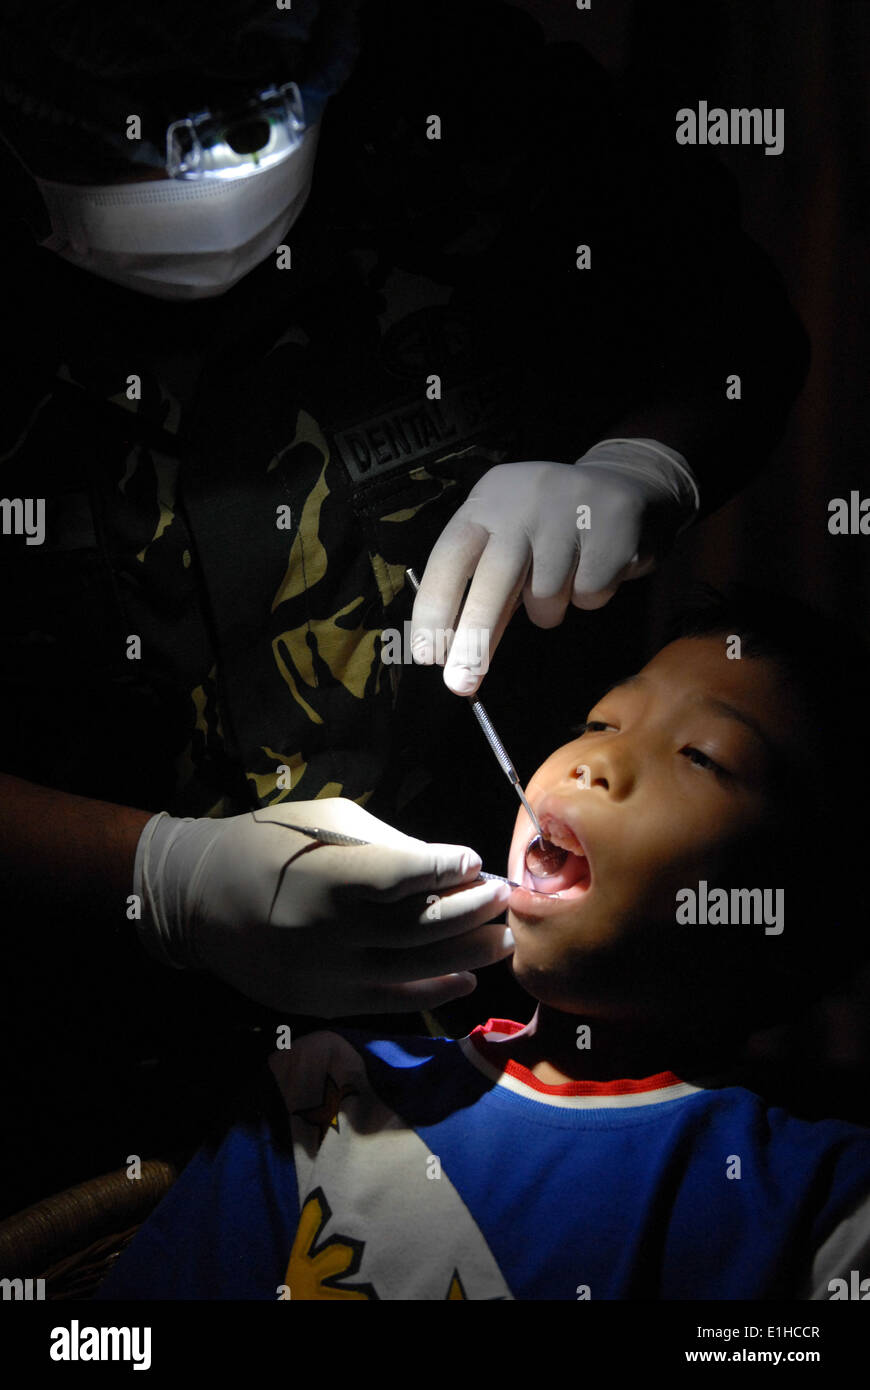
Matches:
[524,835,568,879]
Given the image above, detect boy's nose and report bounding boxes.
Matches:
[570,747,634,799]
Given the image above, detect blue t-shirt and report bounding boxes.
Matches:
[98,1020,870,1301]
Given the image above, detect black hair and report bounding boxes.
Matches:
[660,582,870,1012]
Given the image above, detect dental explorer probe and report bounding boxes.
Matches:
[267,823,557,894]
[405,569,542,835]
[404,568,566,878]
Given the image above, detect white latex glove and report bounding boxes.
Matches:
[133,798,513,1016]
[411,438,699,694]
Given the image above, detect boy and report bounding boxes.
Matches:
[98,586,870,1299]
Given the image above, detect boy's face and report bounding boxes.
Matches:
[506,637,804,1021]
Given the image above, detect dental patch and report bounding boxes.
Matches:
[270,1031,513,1300]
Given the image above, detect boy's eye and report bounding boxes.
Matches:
[681,746,726,776]
[572,721,730,779]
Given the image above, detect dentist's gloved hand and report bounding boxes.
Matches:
[134,797,512,1016]
[411,438,699,694]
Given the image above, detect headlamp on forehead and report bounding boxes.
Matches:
[165,82,307,180]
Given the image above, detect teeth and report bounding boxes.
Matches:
[548,833,584,858]
[537,819,586,859]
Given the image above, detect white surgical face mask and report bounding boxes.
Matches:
[33,121,320,300]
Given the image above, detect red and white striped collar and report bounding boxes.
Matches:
[460,1018,705,1109]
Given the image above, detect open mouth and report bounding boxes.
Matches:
[524,814,592,898]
